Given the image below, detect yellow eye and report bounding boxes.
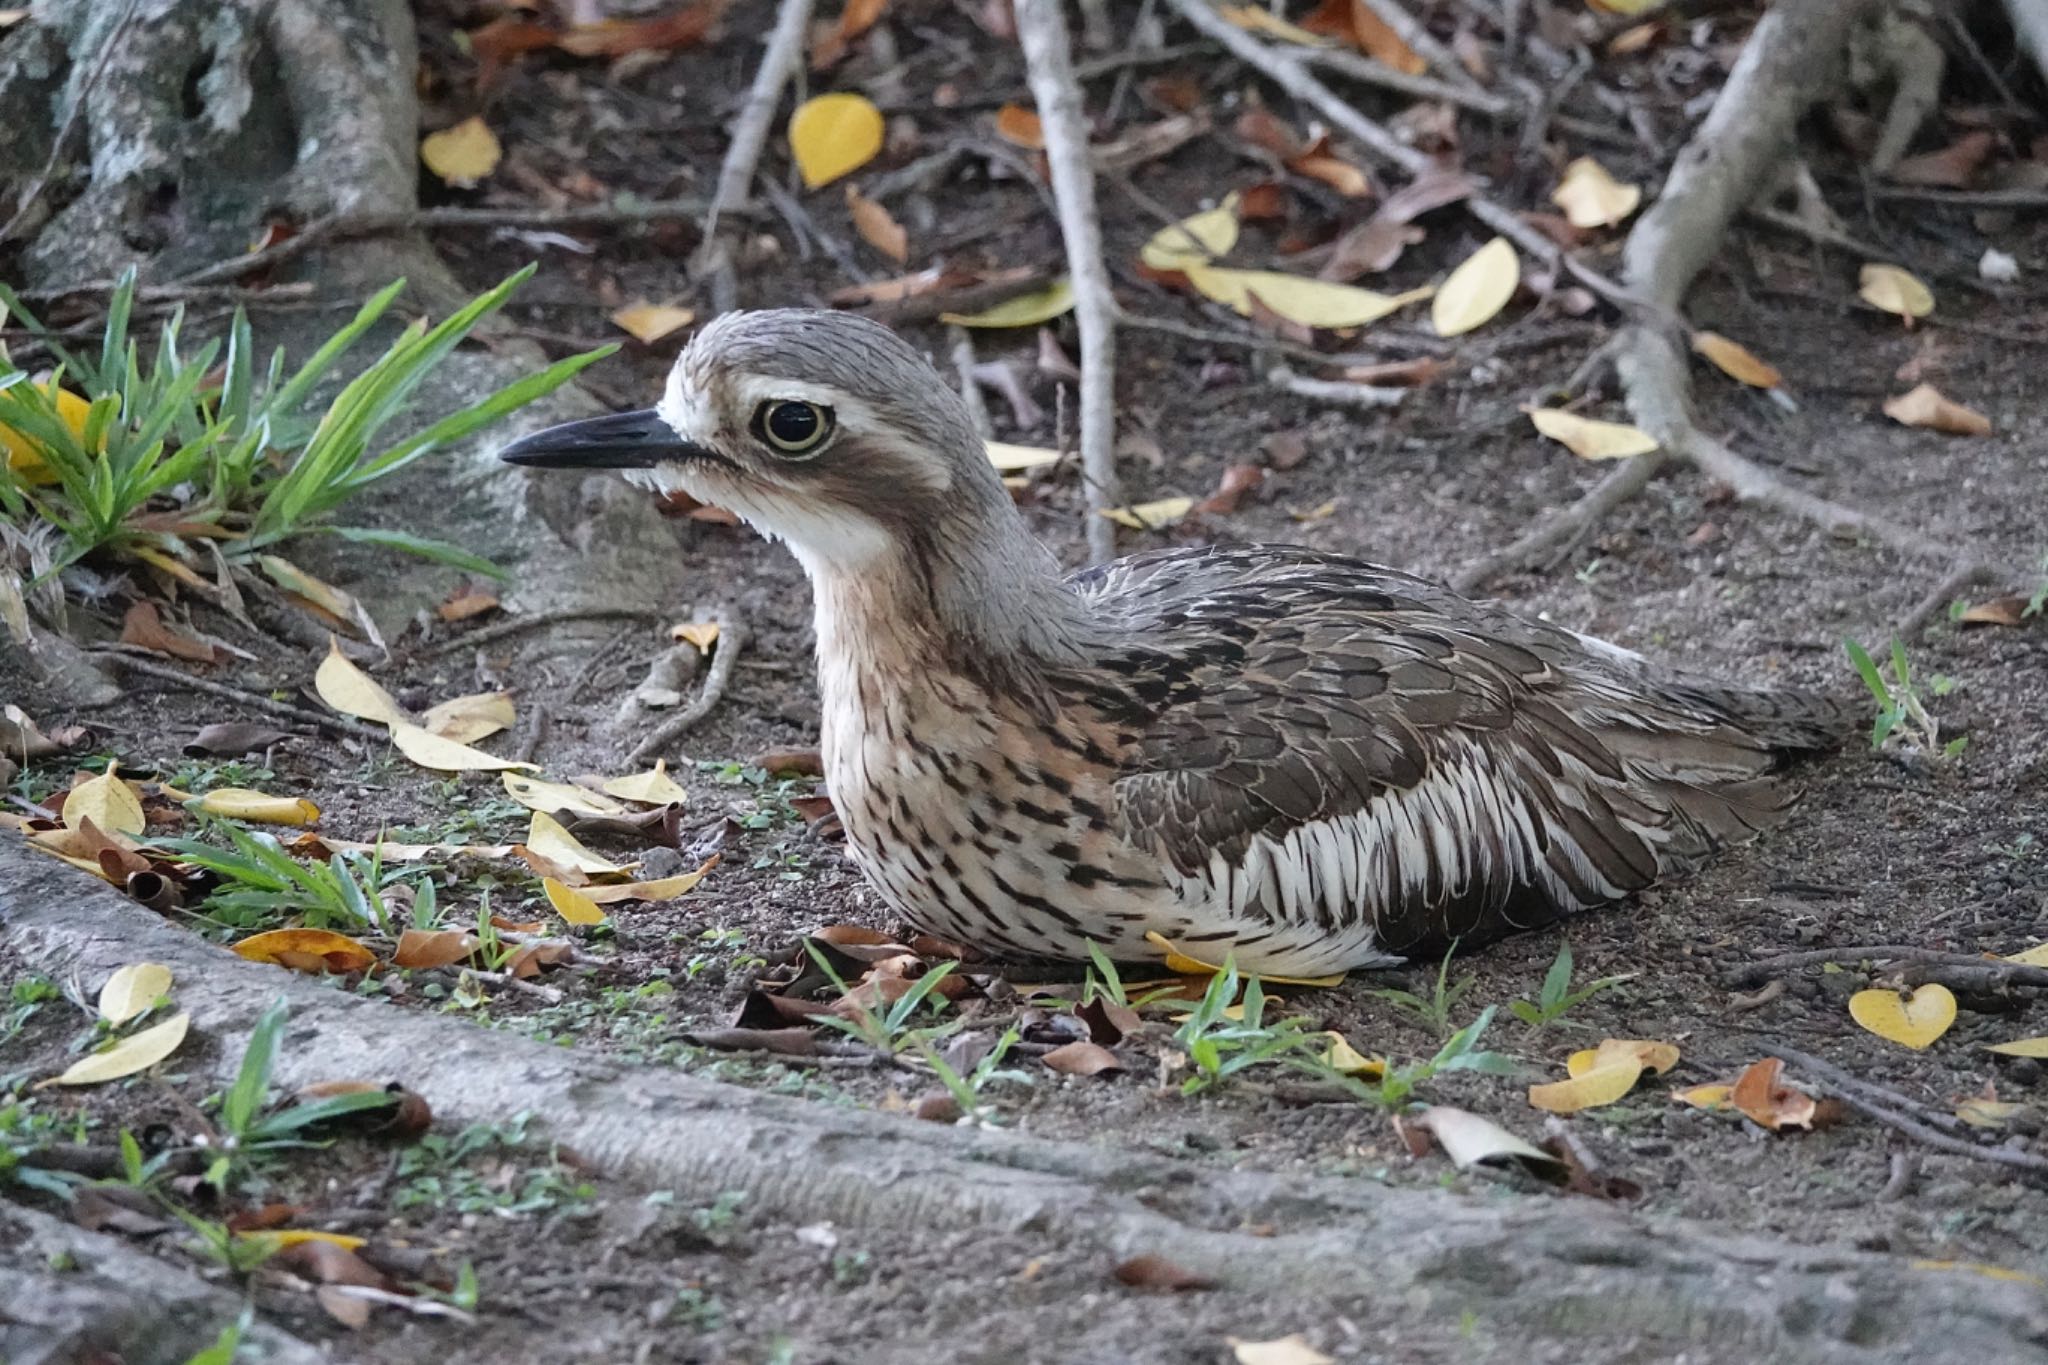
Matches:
[755,400,833,456]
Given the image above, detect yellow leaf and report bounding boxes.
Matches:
[1528,1058,1643,1113]
[259,556,365,632]
[1525,406,1659,460]
[941,279,1076,328]
[239,1229,368,1252]
[62,761,145,836]
[2004,943,2048,967]
[232,928,378,975]
[845,184,909,263]
[1670,1082,1733,1112]
[993,103,1045,150]
[582,859,716,903]
[389,720,536,773]
[1140,195,1240,270]
[600,760,689,805]
[420,116,502,187]
[1098,496,1195,531]
[543,875,609,926]
[314,636,408,727]
[97,963,172,1025]
[1566,1038,1679,1077]
[1183,265,1430,328]
[1909,1259,2045,1287]
[1550,156,1641,229]
[41,1012,189,1087]
[671,621,722,653]
[610,302,696,344]
[1216,4,1331,45]
[526,810,627,876]
[422,690,515,745]
[192,788,322,827]
[986,441,1061,472]
[1431,237,1519,336]
[502,772,628,818]
[1881,383,1993,436]
[1141,931,1345,989]
[1985,1036,2048,1058]
[1691,331,1783,388]
[1858,263,1934,319]
[1848,983,1956,1050]
[1317,1031,1385,1078]
[788,91,884,189]
[1956,1095,2026,1129]
[1230,1336,1335,1365]
[1585,0,1662,13]
[0,379,96,483]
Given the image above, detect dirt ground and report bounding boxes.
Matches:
[6,2,2048,1362]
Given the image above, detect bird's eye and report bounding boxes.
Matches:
[754,400,833,457]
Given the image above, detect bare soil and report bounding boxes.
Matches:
[5,3,2048,1362]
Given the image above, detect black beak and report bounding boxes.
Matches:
[498,408,703,469]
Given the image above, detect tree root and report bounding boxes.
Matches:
[1724,944,2048,991]
[4,841,2046,1358]
[1018,0,1123,564]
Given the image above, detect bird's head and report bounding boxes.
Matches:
[500,309,1004,579]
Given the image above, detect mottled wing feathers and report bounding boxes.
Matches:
[1064,545,1846,954]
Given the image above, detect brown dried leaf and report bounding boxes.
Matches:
[1691,331,1783,388]
[995,103,1045,150]
[556,0,722,57]
[1042,1040,1125,1076]
[845,185,909,263]
[435,584,500,622]
[1301,0,1425,73]
[1195,463,1266,516]
[393,928,481,970]
[1889,130,1996,189]
[1729,1057,1817,1131]
[1882,383,1992,436]
[1320,217,1426,279]
[1958,596,2037,628]
[811,0,886,68]
[120,602,219,665]
[1112,1253,1217,1291]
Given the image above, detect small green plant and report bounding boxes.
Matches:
[164,760,276,794]
[178,1211,281,1275]
[0,267,611,617]
[0,1089,91,1198]
[162,823,428,934]
[1081,940,1180,1011]
[1508,941,1630,1032]
[915,1027,1024,1122]
[804,943,962,1055]
[1844,638,1964,759]
[1173,961,1329,1095]
[394,1112,595,1216]
[1355,1005,1519,1110]
[1364,943,1475,1039]
[182,1308,253,1365]
[3,974,60,1047]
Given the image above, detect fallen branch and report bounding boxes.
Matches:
[625,617,745,765]
[416,606,667,659]
[88,650,383,741]
[1269,366,1409,410]
[3,843,2044,1359]
[1017,0,1122,564]
[1724,944,2048,991]
[1771,1045,2048,1178]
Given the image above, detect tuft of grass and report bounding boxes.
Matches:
[161,822,429,935]
[1364,942,1475,1039]
[0,266,612,624]
[804,941,962,1055]
[1843,637,1963,759]
[1508,941,1631,1032]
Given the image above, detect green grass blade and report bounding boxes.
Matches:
[326,527,505,578]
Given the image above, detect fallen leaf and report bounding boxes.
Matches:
[525,810,628,876]
[1321,217,1426,280]
[1958,597,2037,627]
[1185,266,1430,329]
[1042,1040,1124,1076]
[1565,1038,1680,1076]
[233,928,377,975]
[1691,332,1783,388]
[1141,930,1344,988]
[1729,1057,1817,1131]
[1139,195,1240,270]
[393,928,481,970]
[314,637,408,727]
[994,102,1045,149]
[1291,140,1371,198]
[1670,1082,1733,1112]
[1195,463,1265,516]
[601,761,690,805]
[610,302,696,344]
[1317,1031,1385,1078]
[2004,943,2048,967]
[1217,4,1330,46]
[436,584,500,622]
[1859,263,1935,320]
[1406,1105,1561,1171]
[1882,384,1992,436]
[63,762,146,837]
[812,0,887,67]
[1525,406,1659,461]
[1529,1057,1642,1114]
[941,279,1075,328]
[2,704,88,759]
[845,184,909,263]
[543,876,609,926]
[555,1,721,57]
[98,963,172,1025]
[41,1013,189,1087]
[499,773,625,819]
[1431,237,1518,336]
[120,602,218,665]
[184,722,293,756]
[788,91,884,189]
[1098,496,1195,531]
[1230,1335,1335,1365]
[672,621,722,653]
[1551,156,1641,229]
[581,860,715,903]
[1339,356,1442,387]
[192,788,322,827]
[422,691,515,746]
[1301,0,1424,72]
[1112,1253,1217,1291]
[1987,1037,2048,1058]
[420,117,501,188]
[1889,130,1996,188]
[1849,984,1957,1049]
[389,721,535,773]
[986,441,1062,472]
[1955,1090,2025,1129]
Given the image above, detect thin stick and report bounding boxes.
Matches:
[1724,945,2048,991]
[1017,0,1122,565]
[1448,452,1670,593]
[89,651,383,740]
[1893,561,1998,641]
[418,607,666,659]
[949,325,996,440]
[626,618,746,765]
[1771,1046,2048,1177]
[1269,366,1410,409]
[689,0,816,300]
[1357,0,1488,95]
[465,969,566,1004]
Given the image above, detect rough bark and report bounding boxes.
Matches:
[3,840,2045,1361]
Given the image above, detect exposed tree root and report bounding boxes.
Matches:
[4,844,2046,1359]
[1018,0,1122,564]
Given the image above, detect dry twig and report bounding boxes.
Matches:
[417,607,666,659]
[1723,944,2048,991]
[1771,1045,2048,1178]
[1017,0,1123,564]
[626,618,746,765]
[88,651,382,741]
